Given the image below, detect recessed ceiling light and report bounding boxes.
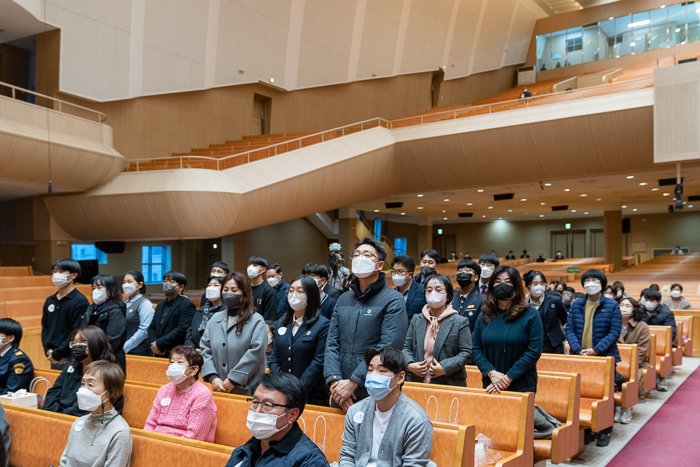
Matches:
[417,194,423,197]
[633,209,637,211]
[597,198,602,201]
[401,213,406,215]
[499,217,503,220]
[508,210,513,212]
[521,198,527,201]
[676,27,681,32]
[663,193,670,196]
[540,202,546,205]
[444,199,450,202]
[482,215,486,218]
[652,188,659,191]
[442,210,446,213]
[572,210,577,212]
[580,194,587,197]
[270,77,275,83]
[418,207,423,209]
[622,205,627,208]
[488,206,493,209]
[544,183,552,186]
[639,182,647,186]
[565,189,570,192]
[584,212,589,214]
[374,210,379,212]
[626,175,634,179]
[477,189,484,192]
[609,16,614,20]
[539,215,544,217]
[467,203,473,206]
[443,217,448,220]
[689,205,694,208]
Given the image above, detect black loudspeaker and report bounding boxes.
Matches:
[622,218,631,234]
[95,241,125,254]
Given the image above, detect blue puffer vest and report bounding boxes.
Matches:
[566,296,621,362]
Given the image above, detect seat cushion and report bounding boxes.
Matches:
[579,409,592,427]
[533,439,552,461]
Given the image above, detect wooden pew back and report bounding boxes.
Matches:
[126,355,170,385]
[0,276,53,288]
[676,315,694,357]
[0,266,33,277]
[615,344,639,409]
[0,284,92,302]
[533,371,580,464]
[647,325,673,377]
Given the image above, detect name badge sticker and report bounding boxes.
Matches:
[75,419,85,432]
[161,398,171,406]
[278,327,287,336]
[353,411,364,424]
[48,304,55,312]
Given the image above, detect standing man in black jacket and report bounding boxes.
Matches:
[452,259,484,332]
[641,289,677,392]
[148,271,196,358]
[324,237,408,412]
[42,258,89,370]
[247,256,279,321]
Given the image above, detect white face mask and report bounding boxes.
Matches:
[620,305,633,316]
[166,363,191,384]
[584,282,602,295]
[122,283,138,296]
[246,409,288,440]
[604,294,614,300]
[247,265,261,279]
[76,387,107,412]
[671,290,681,298]
[616,291,623,298]
[352,254,376,278]
[645,301,658,311]
[530,284,546,296]
[206,286,221,300]
[267,277,280,288]
[92,289,107,305]
[426,291,447,308]
[288,292,307,311]
[480,267,493,279]
[392,274,407,288]
[52,273,72,288]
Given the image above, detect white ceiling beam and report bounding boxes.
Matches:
[392,0,413,76]
[284,0,306,91]
[441,0,461,72]
[347,0,368,82]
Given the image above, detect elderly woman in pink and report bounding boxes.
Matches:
[144,345,217,442]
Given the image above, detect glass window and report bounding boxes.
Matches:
[566,27,583,66]
[71,244,107,265]
[536,33,551,71]
[629,11,650,54]
[649,7,670,51]
[598,18,615,60]
[614,15,631,57]
[142,245,171,284]
[688,3,700,44]
[373,219,382,241]
[394,238,407,256]
[550,30,566,69]
[582,23,599,63]
[668,3,687,47]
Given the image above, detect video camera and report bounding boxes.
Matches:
[328,243,342,268]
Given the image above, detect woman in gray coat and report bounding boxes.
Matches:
[403,274,472,387]
[201,271,267,395]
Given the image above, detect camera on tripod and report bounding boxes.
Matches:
[328,243,342,267]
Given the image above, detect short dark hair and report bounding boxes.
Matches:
[206,275,224,286]
[91,275,126,308]
[573,292,585,300]
[282,276,321,328]
[424,274,453,298]
[671,283,683,292]
[84,361,125,404]
[301,262,330,280]
[248,256,268,269]
[211,262,230,274]
[563,286,575,294]
[0,318,23,347]
[649,283,660,291]
[478,253,500,267]
[354,237,387,262]
[169,345,204,380]
[420,249,440,264]
[268,263,282,274]
[124,270,147,294]
[581,269,607,290]
[51,258,81,276]
[457,259,481,276]
[524,270,547,288]
[265,320,277,343]
[644,289,662,302]
[163,270,187,288]
[251,372,308,417]
[364,347,407,383]
[391,255,415,273]
[71,326,115,363]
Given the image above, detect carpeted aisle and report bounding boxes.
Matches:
[607,365,700,467]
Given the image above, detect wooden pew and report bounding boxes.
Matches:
[647,326,673,378]
[537,354,615,434]
[464,366,580,464]
[0,284,92,302]
[0,276,53,288]
[672,321,684,366]
[0,266,33,277]
[641,333,657,394]
[614,344,638,409]
[676,315,694,357]
[126,354,170,385]
[675,311,700,357]
[403,382,533,467]
[3,404,232,466]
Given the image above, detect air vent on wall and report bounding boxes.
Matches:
[688,195,700,202]
[385,202,403,209]
[551,205,569,211]
[493,193,514,201]
[458,212,473,218]
[659,177,683,186]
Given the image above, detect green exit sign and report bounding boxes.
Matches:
[565,223,571,229]
[437,229,443,235]
[567,267,581,273]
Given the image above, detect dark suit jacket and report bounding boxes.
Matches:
[323,282,340,300]
[402,310,472,386]
[403,280,427,320]
[147,295,197,357]
[320,294,337,320]
[452,287,484,333]
[269,315,330,406]
[537,293,568,348]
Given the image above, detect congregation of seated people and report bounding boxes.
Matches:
[0,240,683,465]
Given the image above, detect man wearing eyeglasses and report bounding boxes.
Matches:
[325,238,409,412]
[225,372,329,467]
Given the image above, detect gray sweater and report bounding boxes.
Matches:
[60,408,132,467]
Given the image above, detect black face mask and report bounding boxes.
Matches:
[420,266,435,277]
[493,283,516,301]
[222,293,242,311]
[71,345,89,362]
[456,273,473,287]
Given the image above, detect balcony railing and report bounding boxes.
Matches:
[0,81,107,123]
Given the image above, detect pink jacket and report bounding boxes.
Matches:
[144,380,217,442]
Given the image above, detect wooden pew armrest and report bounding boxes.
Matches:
[550,421,578,464]
[496,450,527,467]
[589,397,613,433]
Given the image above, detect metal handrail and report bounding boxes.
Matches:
[0,81,108,123]
[388,75,654,127]
[125,75,654,172]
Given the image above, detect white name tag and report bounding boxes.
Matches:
[161,397,171,406]
[75,419,85,432]
[354,411,364,424]
[278,327,287,336]
[48,304,55,312]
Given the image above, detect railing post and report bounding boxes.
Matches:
[217,160,220,170]
[342,128,345,136]
[136,161,140,171]
[361,122,364,131]
[180,158,183,169]
[322,132,324,142]
[421,116,424,124]
[247,152,250,164]
[12,88,15,99]
[275,145,277,155]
